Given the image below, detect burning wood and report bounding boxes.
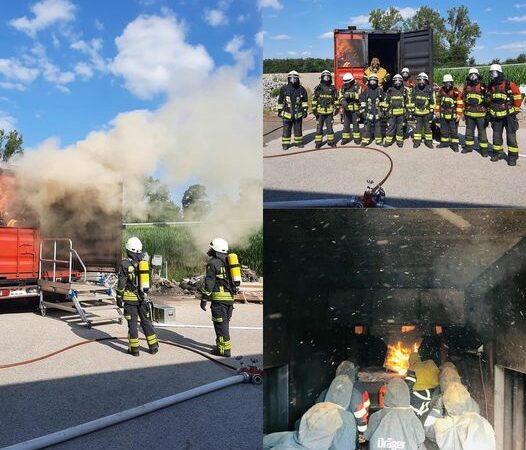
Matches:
[384,341,420,375]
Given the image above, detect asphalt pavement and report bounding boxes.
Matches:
[0,298,262,449]
[264,119,526,208]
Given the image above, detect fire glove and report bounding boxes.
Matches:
[116,296,124,308]
[200,300,207,311]
[277,110,282,118]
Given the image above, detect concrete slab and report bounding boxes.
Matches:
[264,121,526,208]
[0,299,262,449]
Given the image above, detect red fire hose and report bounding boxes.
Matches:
[0,337,238,371]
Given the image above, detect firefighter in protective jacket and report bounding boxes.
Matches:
[312,70,338,149]
[383,74,408,148]
[339,72,363,144]
[412,72,435,149]
[277,70,309,150]
[463,68,489,156]
[200,238,236,357]
[360,73,384,146]
[487,64,522,166]
[116,237,159,356]
[363,57,390,88]
[436,74,464,152]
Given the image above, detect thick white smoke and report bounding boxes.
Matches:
[11,13,262,250]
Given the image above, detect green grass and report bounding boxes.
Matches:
[434,64,526,86]
[123,226,263,281]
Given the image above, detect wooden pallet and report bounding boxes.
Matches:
[235,282,263,303]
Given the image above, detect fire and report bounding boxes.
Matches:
[385,341,420,375]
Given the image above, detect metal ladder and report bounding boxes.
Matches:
[38,238,123,328]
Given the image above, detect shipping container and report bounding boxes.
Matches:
[333,27,433,90]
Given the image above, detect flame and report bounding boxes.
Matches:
[384,341,420,375]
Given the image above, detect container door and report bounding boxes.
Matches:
[400,29,433,84]
[333,30,367,89]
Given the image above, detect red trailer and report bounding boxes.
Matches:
[333,27,433,90]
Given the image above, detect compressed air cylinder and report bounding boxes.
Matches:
[227,253,242,287]
[138,259,150,292]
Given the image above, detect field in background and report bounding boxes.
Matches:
[123,226,263,281]
[435,63,526,85]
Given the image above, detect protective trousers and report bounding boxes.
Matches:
[362,119,382,145]
[315,114,334,145]
[124,302,158,354]
[211,301,234,356]
[464,116,488,152]
[342,110,361,143]
[414,114,433,144]
[439,118,459,146]
[491,116,519,157]
[385,115,405,144]
[282,118,303,147]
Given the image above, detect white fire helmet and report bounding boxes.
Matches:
[393,74,403,82]
[443,74,454,83]
[468,67,479,76]
[489,64,502,73]
[417,72,428,80]
[210,237,229,254]
[343,73,354,82]
[401,67,410,75]
[125,237,143,254]
[288,70,300,77]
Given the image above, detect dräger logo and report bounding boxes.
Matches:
[377,437,406,449]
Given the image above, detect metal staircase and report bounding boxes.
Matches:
[38,238,123,328]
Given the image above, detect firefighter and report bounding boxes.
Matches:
[462,68,489,156]
[383,74,408,148]
[412,72,435,149]
[363,57,390,88]
[401,67,413,89]
[360,73,384,147]
[312,70,338,149]
[277,70,309,150]
[404,352,440,418]
[401,67,415,138]
[200,238,236,357]
[436,74,464,152]
[487,64,522,166]
[339,73,363,144]
[116,237,158,357]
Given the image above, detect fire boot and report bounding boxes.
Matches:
[328,141,336,148]
[128,349,140,357]
[383,140,393,148]
[315,143,322,150]
[491,151,504,162]
[508,153,518,166]
[354,138,361,145]
[396,141,404,148]
[413,142,421,148]
[282,144,289,151]
[341,139,350,145]
[461,146,473,154]
[425,141,434,149]
[450,144,459,152]
[481,149,488,158]
[437,143,449,148]
[297,144,304,148]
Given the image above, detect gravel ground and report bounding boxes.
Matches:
[264,121,526,208]
[0,298,262,449]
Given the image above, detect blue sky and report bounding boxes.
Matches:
[262,0,526,65]
[0,0,261,150]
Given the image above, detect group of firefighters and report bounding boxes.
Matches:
[264,356,496,449]
[116,236,238,358]
[276,61,522,166]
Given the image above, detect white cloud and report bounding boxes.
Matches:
[71,38,107,72]
[224,35,255,69]
[485,7,492,12]
[514,3,526,7]
[271,34,291,40]
[74,62,94,80]
[10,0,76,37]
[496,41,526,50]
[302,51,311,56]
[0,81,27,91]
[0,58,40,84]
[110,14,214,99]
[237,14,249,23]
[0,111,17,131]
[31,43,75,87]
[255,31,265,47]
[204,9,228,26]
[473,45,485,50]
[258,0,283,10]
[348,14,371,28]
[319,31,333,39]
[396,6,417,19]
[95,19,104,31]
[287,51,298,55]
[508,15,526,22]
